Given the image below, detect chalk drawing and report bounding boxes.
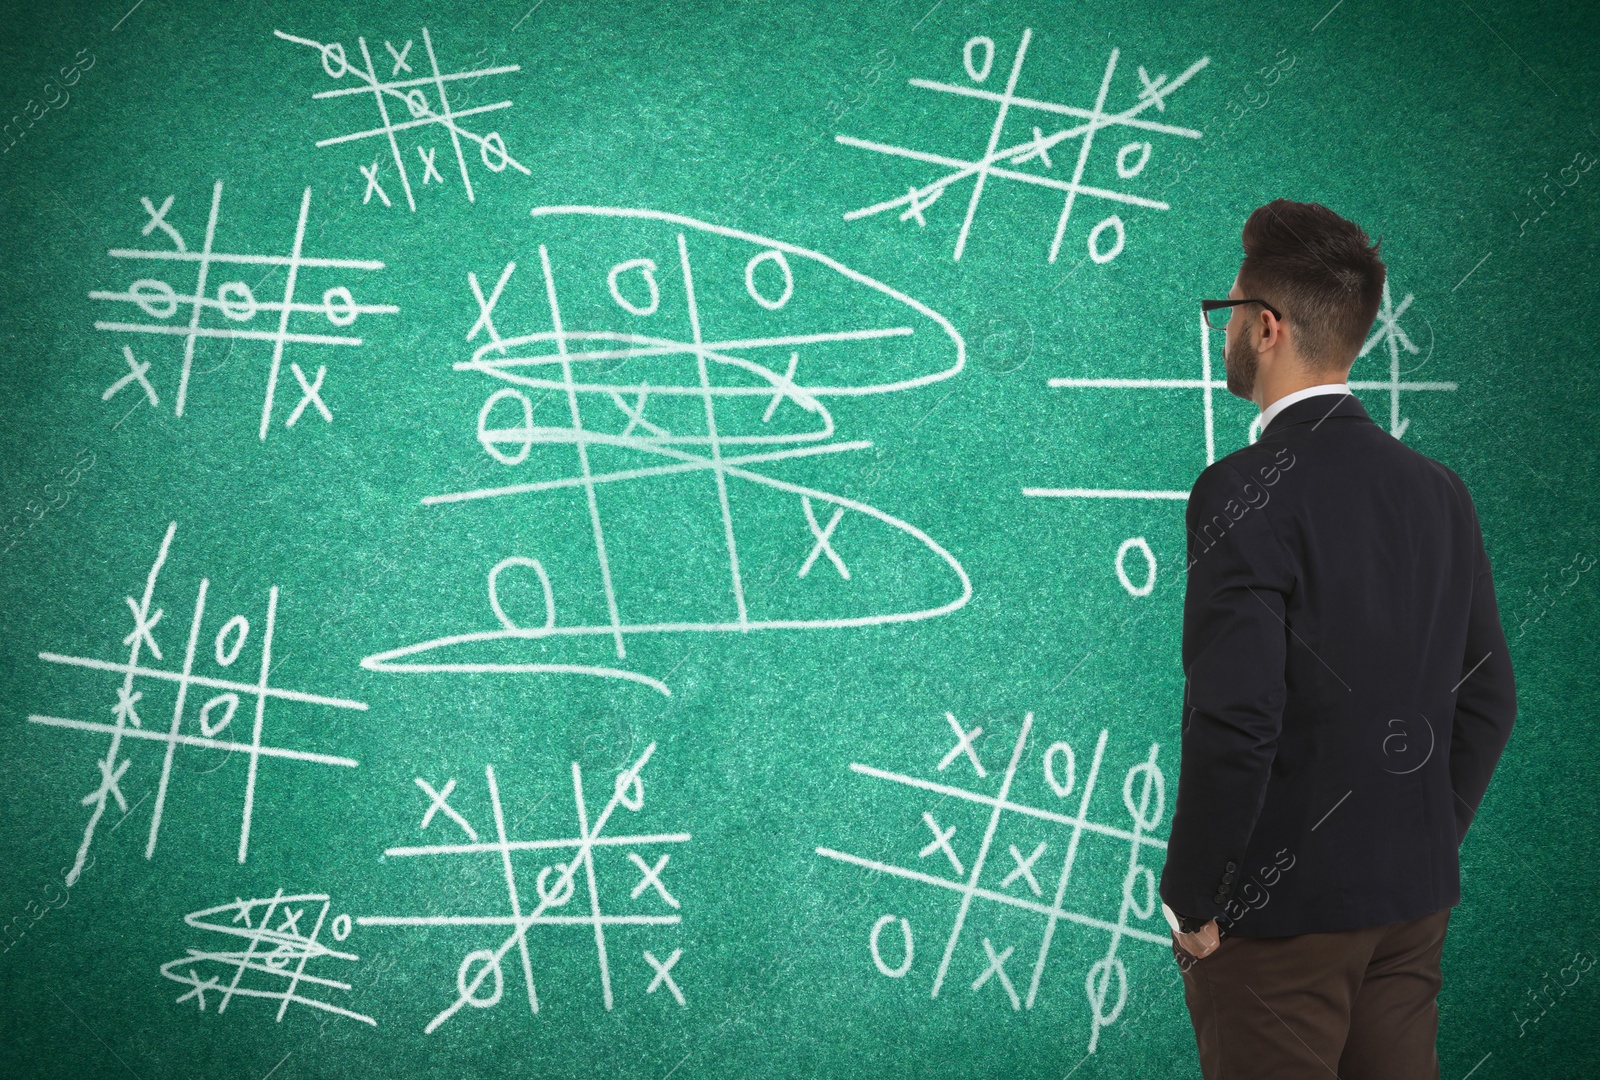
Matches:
[275,28,529,210]
[362,207,970,694]
[1023,298,1457,501]
[161,890,375,1026]
[90,182,396,439]
[358,742,690,1030]
[836,31,1209,262]
[816,712,1167,1054]
[27,522,364,887]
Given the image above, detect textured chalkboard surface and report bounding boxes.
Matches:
[2,0,1597,1076]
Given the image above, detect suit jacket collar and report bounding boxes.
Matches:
[1262,392,1373,436]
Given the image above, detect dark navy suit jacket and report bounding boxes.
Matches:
[1158,393,1517,937]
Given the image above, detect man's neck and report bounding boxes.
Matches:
[1253,356,1354,413]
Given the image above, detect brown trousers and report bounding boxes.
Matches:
[1177,907,1451,1079]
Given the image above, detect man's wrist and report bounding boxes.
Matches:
[1161,901,1214,936]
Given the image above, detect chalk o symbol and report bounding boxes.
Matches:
[1247,414,1263,444]
[217,281,258,322]
[480,132,510,173]
[130,279,179,319]
[1088,215,1126,264]
[1123,759,1165,831]
[607,258,661,317]
[331,913,352,941]
[536,864,575,907]
[404,89,429,118]
[322,286,358,326]
[214,615,249,666]
[1115,537,1156,597]
[198,692,239,738]
[1116,141,1152,178]
[615,769,645,811]
[487,556,556,633]
[1045,741,1076,798]
[1123,864,1156,921]
[964,37,995,83]
[870,915,913,977]
[1086,956,1128,1028]
[318,41,350,79]
[457,949,504,1009]
[477,387,535,465]
[744,249,793,311]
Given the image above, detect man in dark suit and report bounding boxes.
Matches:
[1159,200,1517,1079]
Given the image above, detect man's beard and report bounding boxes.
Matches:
[1224,329,1259,400]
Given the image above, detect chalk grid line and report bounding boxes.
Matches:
[361,208,972,695]
[817,713,1167,1054]
[275,27,529,210]
[358,742,690,1030]
[28,521,365,886]
[1023,292,1457,500]
[161,891,375,1026]
[90,181,396,438]
[837,30,1209,263]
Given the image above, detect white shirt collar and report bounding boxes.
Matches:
[1258,383,1351,435]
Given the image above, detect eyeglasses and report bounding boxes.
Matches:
[1201,298,1284,330]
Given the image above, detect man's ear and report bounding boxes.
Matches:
[1260,310,1284,351]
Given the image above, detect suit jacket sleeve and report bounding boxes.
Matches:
[1448,490,1516,844]
[1160,460,1296,921]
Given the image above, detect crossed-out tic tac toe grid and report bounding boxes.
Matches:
[358,742,690,1032]
[836,29,1208,263]
[161,891,375,1026]
[361,209,971,696]
[90,181,396,439]
[1024,282,1458,500]
[26,522,365,888]
[817,712,1167,1054]
[275,27,529,210]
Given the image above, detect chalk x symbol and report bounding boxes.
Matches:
[417,777,480,841]
[799,497,850,579]
[644,948,685,1006]
[919,812,963,875]
[104,345,160,406]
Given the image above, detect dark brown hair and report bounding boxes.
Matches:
[1238,199,1385,367]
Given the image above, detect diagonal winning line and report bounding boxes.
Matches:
[423,743,658,1033]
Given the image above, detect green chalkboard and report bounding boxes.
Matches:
[3,0,1598,1076]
